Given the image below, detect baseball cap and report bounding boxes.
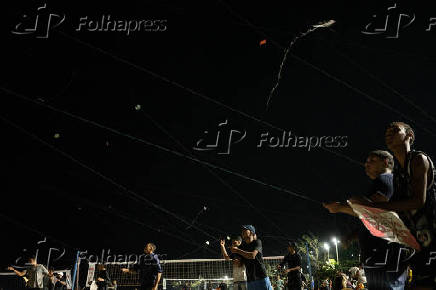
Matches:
[241,225,256,234]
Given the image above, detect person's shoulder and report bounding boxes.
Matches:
[410,152,431,169]
[376,172,393,184]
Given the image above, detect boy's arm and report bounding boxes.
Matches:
[231,248,257,260]
[220,240,231,260]
[7,267,26,277]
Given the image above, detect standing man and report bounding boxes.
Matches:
[8,256,50,290]
[230,225,273,290]
[323,150,409,289]
[351,122,436,289]
[277,241,301,290]
[95,264,111,290]
[220,236,247,290]
[122,243,163,290]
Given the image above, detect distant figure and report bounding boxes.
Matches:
[95,264,111,290]
[122,243,163,290]
[230,225,273,290]
[275,275,284,290]
[278,241,301,290]
[54,272,67,290]
[8,255,50,289]
[220,235,247,290]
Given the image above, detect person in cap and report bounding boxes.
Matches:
[230,225,272,290]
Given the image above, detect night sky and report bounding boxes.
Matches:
[2,0,436,268]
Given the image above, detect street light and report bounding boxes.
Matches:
[332,237,340,264]
[323,243,330,260]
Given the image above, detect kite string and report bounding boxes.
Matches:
[55,30,364,168]
[1,86,321,206]
[0,112,220,242]
[141,111,289,238]
[54,189,216,253]
[266,24,325,110]
[217,2,436,138]
[329,42,436,126]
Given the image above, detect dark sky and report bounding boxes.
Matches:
[2,0,436,268]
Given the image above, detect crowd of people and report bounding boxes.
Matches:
[6,122,436,290]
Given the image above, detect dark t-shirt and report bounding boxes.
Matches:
[133,253,163,287]
[358,173,405,271]
[239,239,267,282]
[280,252,302,289]
[96,269,111,288]
[280,253,301,279]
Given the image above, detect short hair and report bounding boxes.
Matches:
[368,150,394,170]
[232,235,242,242]
[147,243,157,252]
[287,240,297,249]
[389,122,415,145]
[28,255,36,262]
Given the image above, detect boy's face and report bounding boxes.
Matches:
[232,240,241,247]
[385,124,410,150]
[364,155,386,179]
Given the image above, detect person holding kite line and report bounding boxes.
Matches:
[323,150,409,289]
[350,122,436,289]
